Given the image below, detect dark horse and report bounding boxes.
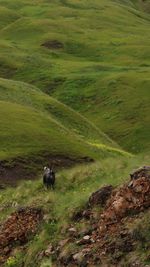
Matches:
[43,167,55,189]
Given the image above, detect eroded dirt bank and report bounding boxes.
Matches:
[52,167,150,267]
[0,154,93,186]
[0,207,43,265]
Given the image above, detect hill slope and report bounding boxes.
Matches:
[0,0,149,153]
[0,78,117,149]
[0,78,128,184]
[0,155,149,267]
[0,1,149,266]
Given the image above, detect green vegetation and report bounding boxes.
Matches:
[0,77,117,149]
[0,0,149,266]
[1,154,149,267]
[0,0,149,152]
[0,78,128,170]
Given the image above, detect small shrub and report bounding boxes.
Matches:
[4,253,23,267]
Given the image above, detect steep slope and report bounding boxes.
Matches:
[0,78,128,184]
[0,0,149,153]
[0,1,149,266]
[55,165,150,267]
[0,155,149,267]
[0,78,117,148]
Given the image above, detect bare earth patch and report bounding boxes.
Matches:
[41,40,64,49]
[0,154,93,186]
[54,167,150,266]
[0,207,43,265]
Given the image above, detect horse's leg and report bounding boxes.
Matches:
[43,183,46,190]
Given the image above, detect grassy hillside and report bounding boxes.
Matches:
[0,154,149,267]
[0,1,149,266]
[0,78,117,149]
[0,0,149,153]
[130,0,150,13]
[0,78,128,181]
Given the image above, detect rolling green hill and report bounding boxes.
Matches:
[0,78,117,148]
[0,0,149,153]
[0,78,128,177]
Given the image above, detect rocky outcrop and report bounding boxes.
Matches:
[130,166,150,180]
[100,175,150,230]
[89,185,113,207]
[55,166,150,266]
[0,207,43,264]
